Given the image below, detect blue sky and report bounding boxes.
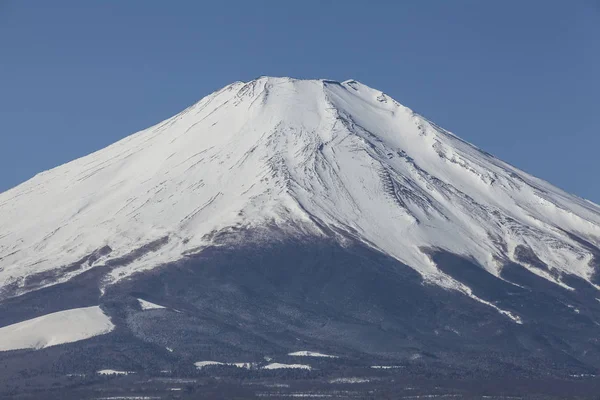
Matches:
[1,1,599,202]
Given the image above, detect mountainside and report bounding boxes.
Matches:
[2,77,599,303]
[1,77,600,398]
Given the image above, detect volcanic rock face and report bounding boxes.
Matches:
[1,77,600,388]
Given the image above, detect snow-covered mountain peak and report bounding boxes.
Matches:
[1,78,599,303]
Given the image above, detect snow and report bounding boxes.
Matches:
[194,361,224,368]
[96,398,158,400]
[257,394,332,398]
[194,361,254,369]
[230,362,255,369]
[399,396,462,399]
[1,77,600,324]
[97,369,135,376]
[263,363,312,370]
[566,304,581,314]
[137,298,166,310]
[288,351,338,358]
[0,306,114,351]
[329,377,370,383]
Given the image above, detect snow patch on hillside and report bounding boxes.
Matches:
[288,351,338,358]
[137,298,166,310]
[194,361,224,368]
[329,377,370,384]
[263,363,312,370]
[194,361,254,369]
[97,369,135,376]
[0,306,114,351]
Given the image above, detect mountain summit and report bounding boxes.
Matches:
[1,78,600,392]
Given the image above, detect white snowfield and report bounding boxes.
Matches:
[194,360,311,370]
[137,298,166,310]
[0,306,114,351]
[329,377,371,384]
[194,361,225,369]
[97,369,135,376]
[194,361,254,369]
[263,363,312,370]
[288,351,338,358]
[95,397,157,400]
[1,77,600,322]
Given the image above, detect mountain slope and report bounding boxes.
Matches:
[1,78,600,397]
[1,77,598,306]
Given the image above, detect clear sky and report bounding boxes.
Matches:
[1,1,599,202]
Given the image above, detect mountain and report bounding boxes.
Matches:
[1,77,600,398]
